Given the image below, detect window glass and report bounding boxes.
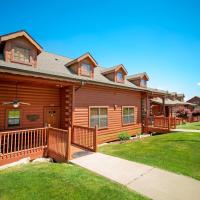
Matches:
[117,72,123,82]
[140,79,146,87]
[81,63,91,76]
[123,107,129,115]
[13,47,30,63]
[90,108,108,128]
[8,110,20,127]
[90,108,99,128]
[123,107,134,124]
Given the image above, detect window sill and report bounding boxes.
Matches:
[11,60,32,66]
[122,123,136,127]
[98,127,108,131]
[90,127,108,131]
[6,126,21,130]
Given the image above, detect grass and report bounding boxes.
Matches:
[100,132,200,180]
[0,163,148,200]
[177,121,200,130]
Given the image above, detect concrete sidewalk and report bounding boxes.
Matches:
[171,129,200,133]
[71,153,200,200]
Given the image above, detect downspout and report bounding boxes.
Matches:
[75,80,86,92]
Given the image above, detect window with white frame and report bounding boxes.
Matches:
[13,47,30,63]
[90,107,108,128]
[123,107,134,125]
[81,63,91,76]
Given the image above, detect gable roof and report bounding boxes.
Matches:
[0,29,174,96]
[0,30,43,53]
[187,96,200,101]
[127,72,149,81]
[65,52,98,68]
[101,64,128,75]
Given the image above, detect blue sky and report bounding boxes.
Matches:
[1,0,199,100]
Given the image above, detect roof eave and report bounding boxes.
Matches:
[0,65,147,93]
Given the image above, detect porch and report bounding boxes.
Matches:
[0,125,98,166]
[142,92,183,134]
[146,116,178,133]
[0,73,98,166]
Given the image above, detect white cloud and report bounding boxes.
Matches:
[197,82,200,86]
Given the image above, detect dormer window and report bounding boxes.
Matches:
[13,46,30,64]
[127,72,149,87]
[116,72,124,82]
[101,64,127,83]
[65,53,97,78]
[81,63,91,77]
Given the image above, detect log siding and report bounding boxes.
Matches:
[73,84,142,143]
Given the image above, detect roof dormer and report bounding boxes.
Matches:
[65,53,98,78]
[101,64,128,83]
[0,30,42,67]
[127,72,149,87]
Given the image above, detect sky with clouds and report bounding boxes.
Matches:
[0,0,199,100]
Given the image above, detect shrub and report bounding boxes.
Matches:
[118,132,131,141]
[176,109,192,119]
[192,108,200,116]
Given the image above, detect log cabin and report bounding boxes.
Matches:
[0,30,182,164]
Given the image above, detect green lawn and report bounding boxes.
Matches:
[0,163,147,200]
[177,122,200,130]
[100,132,200,180]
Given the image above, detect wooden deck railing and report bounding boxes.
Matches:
[146,116,178,132]
[175,117,182,125]
[169,117,176,129]
[72,125,98,152]
[0,127,48,166]
[0,126,72,166]
[48,127,71,161]
[154,116,169,129]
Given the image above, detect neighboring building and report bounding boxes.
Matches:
[0,30,176,145]
[187,96,200,108]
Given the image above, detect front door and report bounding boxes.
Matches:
[44,106,60,128]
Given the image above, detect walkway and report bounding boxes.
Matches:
[71,153,200,200]
[171,129,200,133]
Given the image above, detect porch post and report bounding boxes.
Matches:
[162,97,166,116]
[66,126,71,161]
[146,94,150,118]
[170,107,173,117]
[71,85,75,126]
[168,116,170,131]
[145,93,150,133]
[94,125,98,152]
